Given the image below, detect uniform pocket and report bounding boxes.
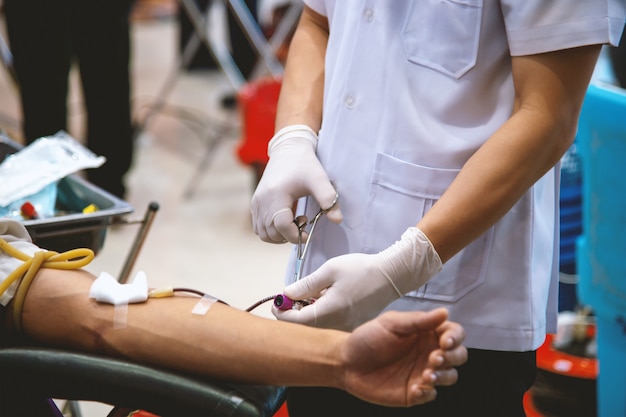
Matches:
[401,0,483,79]
[365,153,493,302]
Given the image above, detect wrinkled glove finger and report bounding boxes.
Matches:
[283,269,335,301]
[272,208,301,244]
[265,226,289,244]
[252,205,293,243]
[257,208,290,243]
[253,218,279,243]
[308,178,343,224]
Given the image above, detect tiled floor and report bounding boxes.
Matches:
[1,5,291,416]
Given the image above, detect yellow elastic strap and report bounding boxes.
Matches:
[0,238,94,333]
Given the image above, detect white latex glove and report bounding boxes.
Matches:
[273,227,442,331]
[251,124,342,243]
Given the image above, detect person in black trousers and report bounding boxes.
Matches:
[4,0,135,199]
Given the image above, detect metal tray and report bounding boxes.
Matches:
[1,134,133,254]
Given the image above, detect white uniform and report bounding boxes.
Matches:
[286,0,626,351]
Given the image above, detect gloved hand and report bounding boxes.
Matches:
[273,227,442,331]
[251,124,342,244]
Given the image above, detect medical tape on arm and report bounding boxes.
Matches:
[89,271,150,329]
[113,304,128,329]
[192,294,218,316]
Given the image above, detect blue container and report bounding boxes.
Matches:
[576,83,626,317]
[558,144,583,312]
[576,82,626,417]
[559,144,583,276]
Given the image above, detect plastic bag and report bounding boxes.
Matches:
[0,132,105,218]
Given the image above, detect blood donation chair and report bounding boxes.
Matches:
[0,346,286,417]
[0,136,286,417]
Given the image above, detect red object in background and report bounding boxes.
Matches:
[127,411,160,417]
[523,331,598,417]
[273,402,289,417]
[524,391,543,417]
[536,333,597,380]
[20,201,39,219]
[236,77,282,168]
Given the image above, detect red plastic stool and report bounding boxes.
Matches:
[525,329,598,417]
[236,77,282,186]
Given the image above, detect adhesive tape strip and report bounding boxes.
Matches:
[113,304,128,329]
[192,294,218,315]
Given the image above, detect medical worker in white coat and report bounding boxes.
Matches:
[251,1,626,416]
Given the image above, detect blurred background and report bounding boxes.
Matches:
[0,2,294,413]
[0,0,295,315]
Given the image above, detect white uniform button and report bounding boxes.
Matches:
[363,7,374,22]
[344,94,356,109]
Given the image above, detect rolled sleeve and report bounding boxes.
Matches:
[303,0,327,16]
[502,0,626,55]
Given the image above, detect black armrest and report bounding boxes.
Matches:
[0,347,285,417]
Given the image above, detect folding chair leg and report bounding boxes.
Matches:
[62,400,83,417]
